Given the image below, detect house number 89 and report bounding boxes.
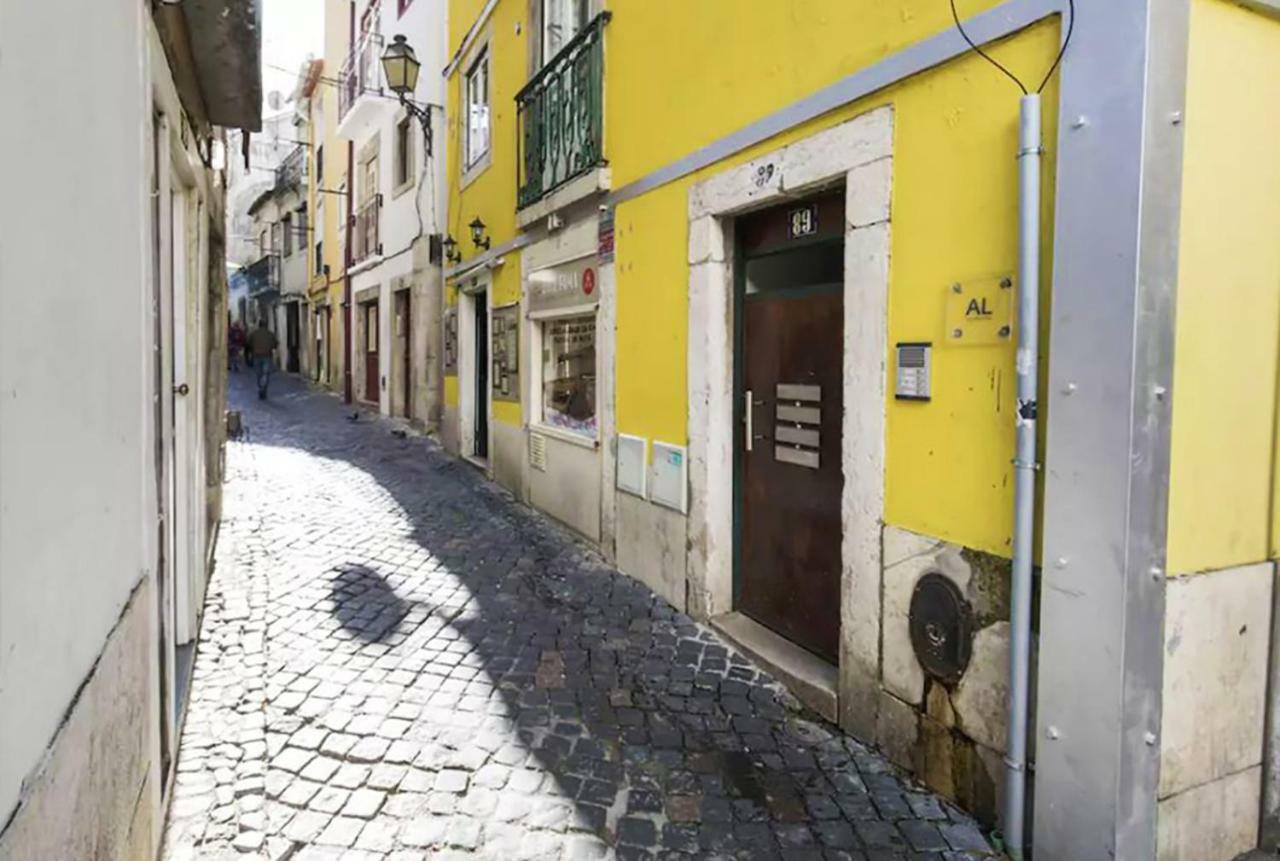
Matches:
[789,204,817,239]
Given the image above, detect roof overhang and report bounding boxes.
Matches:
[154,0,263,132]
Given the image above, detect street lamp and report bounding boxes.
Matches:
[442,235,461,265]
[381,35,433,156]
[469,217,491,251]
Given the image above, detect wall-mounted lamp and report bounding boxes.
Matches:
[442,235,462,265]
[381,35,434,157]
[469,217,491,251]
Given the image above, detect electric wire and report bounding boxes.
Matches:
[1034,0,1075,94]
[378,106,440,267]
[948,0,1076,95]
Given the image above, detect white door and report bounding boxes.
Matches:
[457,279,491,463]
[155,117,179,775]
[171,189,195,646]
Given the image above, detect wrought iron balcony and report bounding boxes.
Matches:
[516,12,610,210]
[245,252,280,295]
[339,30,385,121]
[351,196,382,264]
[275,145,306,190]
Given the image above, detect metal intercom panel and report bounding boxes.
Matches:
[895,342,932,401]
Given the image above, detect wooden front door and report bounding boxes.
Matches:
[364,300,379,403]
[736,192,845,663]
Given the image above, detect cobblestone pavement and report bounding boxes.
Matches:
[161,371,998,860]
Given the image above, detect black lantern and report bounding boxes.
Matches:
[380,35,434,158]
[469,217,491,250]
[442,234,461,264]
[381,35,421,98]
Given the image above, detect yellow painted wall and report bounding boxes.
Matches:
[609,6,1061,556]
[316,0,351,394]
[1166,0,1280,574]
[443,0,528,421]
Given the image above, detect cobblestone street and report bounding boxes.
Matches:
[161,372,997,861]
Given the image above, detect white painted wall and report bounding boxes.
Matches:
[0,2,221,836]
[345,0,448,415]
[0,0,153,823]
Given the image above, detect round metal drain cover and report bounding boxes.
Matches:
[908,573,974,685]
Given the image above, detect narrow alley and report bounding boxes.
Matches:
[161,372,994,861]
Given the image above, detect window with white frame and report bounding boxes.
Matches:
[539,313,596,436]
[296,206,307,251]
[337,181,348,259]
[542,0,589,62]
[465,49,490,169]
[394,116,412,188]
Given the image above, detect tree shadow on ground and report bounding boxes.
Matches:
[235,372,990,860]
[330,564,412,644]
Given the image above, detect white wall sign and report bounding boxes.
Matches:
[528,256,599,314]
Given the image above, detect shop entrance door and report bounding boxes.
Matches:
[474,291,488,459]
[736,191,845,664]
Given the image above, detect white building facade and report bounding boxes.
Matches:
[336,0,448,426]
[0,2,259,857]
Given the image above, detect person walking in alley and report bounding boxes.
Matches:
[248,319,278,399]
[228,320,245,373]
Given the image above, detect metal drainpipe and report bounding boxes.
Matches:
[343,139,354,404]
[1003,92,1041,861]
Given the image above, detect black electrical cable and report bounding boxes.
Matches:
[1034,0,1075,94]
[949,0,1028,94]
[949,0,1076,96]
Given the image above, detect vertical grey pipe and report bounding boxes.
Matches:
[1004,92,1040,861]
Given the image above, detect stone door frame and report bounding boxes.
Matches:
[685,105,894,725]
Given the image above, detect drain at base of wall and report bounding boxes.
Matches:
[909,572,975,685]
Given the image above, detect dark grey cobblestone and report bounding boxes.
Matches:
[161,373,999,859]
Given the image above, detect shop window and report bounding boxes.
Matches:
[540,314,596,436]
[465,50,490,169]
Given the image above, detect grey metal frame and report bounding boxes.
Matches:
[1034,1,1191,858]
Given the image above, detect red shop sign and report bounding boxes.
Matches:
[581,267,596,296]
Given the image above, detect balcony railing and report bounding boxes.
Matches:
[245,252,280,295]
[351,196,381,264]
[275,145,306,189]
[339,30,385,120]
[515,12,610,210]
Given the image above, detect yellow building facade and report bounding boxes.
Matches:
[442,0,1280,856]
[307,0,354,397]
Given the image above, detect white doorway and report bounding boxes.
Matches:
[457,276,491,464]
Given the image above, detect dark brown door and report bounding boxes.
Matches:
[364,300,379,403]
[474,292,488,458]
[737,193,845,664]
[286,302,300,373]
[398,290,411,419]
